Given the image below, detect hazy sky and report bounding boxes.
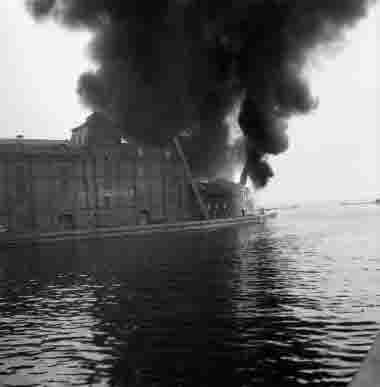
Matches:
[0,1,378,204]
[260,3,379,205]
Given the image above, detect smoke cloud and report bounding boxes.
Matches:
[26,0,375,187]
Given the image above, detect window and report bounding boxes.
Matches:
[128,187,136,199]
[58,213,74,230]
[15,165,27,198]
[152,163,161,176]
[59,165,70,192]
[177,183,183,210]
[104,195,111,209]
[137,166,144,177]
[164,150,171,160]
[104,157,112,189]
[0,216,9,232]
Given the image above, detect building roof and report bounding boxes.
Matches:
[0,138,68,145]
[0,137,81,156]
[0,135,177,162]
[71,112,117,132]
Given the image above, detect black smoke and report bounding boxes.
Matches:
[26,0,375,187]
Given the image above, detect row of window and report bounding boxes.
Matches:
[100,184,184,210]
[206,202,229,211]
[13,163,183,210]
[98,189,136,209]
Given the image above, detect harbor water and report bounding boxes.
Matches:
[0,204,379,386]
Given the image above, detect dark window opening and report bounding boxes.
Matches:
[58,213,75,230]
[104,157,112,189]
[177,183,183,210]
[128,187,136,199]
[59,165,70,193]
[104,195,111,209]
[138,209,150,225]
[16,165,27,198]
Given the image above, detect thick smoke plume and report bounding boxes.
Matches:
[26,0,374,188]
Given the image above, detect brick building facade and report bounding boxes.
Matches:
[0,116,190,233]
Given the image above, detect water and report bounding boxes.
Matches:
[0,204,379,387]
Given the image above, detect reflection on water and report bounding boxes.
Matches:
[0,205,379,386]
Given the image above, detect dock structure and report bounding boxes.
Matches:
[349,333,380,387]
[0,214,264,247]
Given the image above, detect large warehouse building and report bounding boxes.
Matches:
[0,114,254,233]
[0,114,189,232]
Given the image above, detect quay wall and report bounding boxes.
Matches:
[0,140,190,233]
[0,215,263,247]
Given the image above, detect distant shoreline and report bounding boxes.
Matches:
[340,199,380,206]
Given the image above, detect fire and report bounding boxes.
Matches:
[231,163,244,184]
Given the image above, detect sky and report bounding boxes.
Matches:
[258,3,379,205]
[0,2,92,139]
[0,1,378,204]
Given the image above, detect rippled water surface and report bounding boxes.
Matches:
[0,204,379,386]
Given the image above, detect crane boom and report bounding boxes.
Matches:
[173,136,209,220]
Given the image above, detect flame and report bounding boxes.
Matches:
[230,163,242,184]
[225,93,245,146]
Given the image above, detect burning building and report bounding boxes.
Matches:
[4,0,374,234]
[0,114,253,233]
[25,0,374,192]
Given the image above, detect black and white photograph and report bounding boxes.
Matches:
[0,1,379,386]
